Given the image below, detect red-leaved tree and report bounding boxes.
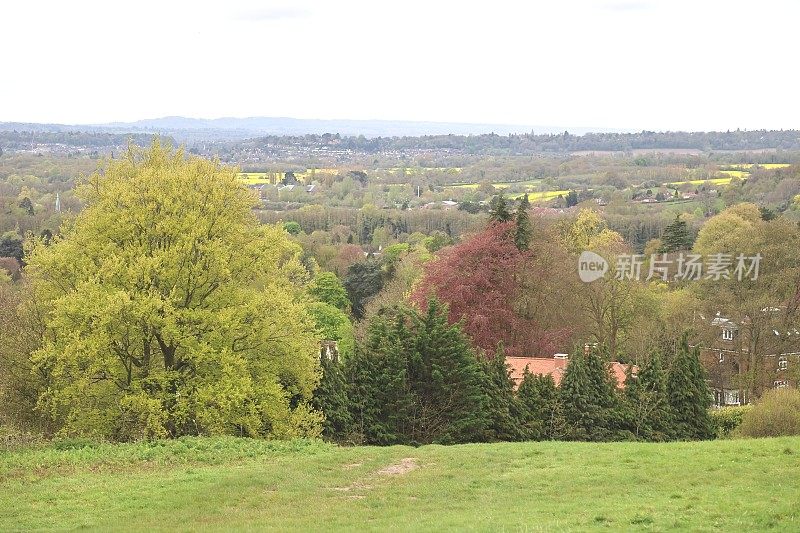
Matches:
[411,222,572,357]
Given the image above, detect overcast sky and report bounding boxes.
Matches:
[1,0,797,131]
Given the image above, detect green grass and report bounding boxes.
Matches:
[2,436,799,531]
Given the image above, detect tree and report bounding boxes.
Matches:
[307,302,355,360]
[0,232,23,262]
[283,221,302,235]
[559,345,622,441]
[624,350,672,441]
[517,371,565,440]
[412,222,566,357]
[666,334,714,440]
[481,348,528,441]
[347,301,489,445]
[658,215,693,253]
[565,190,579,207]
[313,353,352,441]
[18,197,34,216]
[514,193,531,251]
[309,271,351,312]
[488,194,513,223]
[343,261,384,319]
[26,141,322,440]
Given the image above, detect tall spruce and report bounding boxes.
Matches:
[313,353,353,442]
[560,344,622,441]
[514,193,532,251]
[666,334,714,440]
[481,347,529,441]
[517,371,565,440]
[347,300,488,445]
[488,194,513,223]
[659,215,694,253]
[624,350,672,441]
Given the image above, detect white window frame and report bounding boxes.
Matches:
[774,380,788,389]
[722,328,734,341]
[778,357,788,371]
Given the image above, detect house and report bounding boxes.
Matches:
[505,352,632,389]
[697,312,800,406]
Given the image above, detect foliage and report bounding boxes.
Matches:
[307,302,355,359]
[346,300,489,445]
[559,345,625,441]
[24,141,322,440]
[517,372,566,440]
[488,194,513,223]
[624,350,672,441]
[658,215,693,253]
[737,389,800,438]
[343,260,384,319]
[666,335,714,440]
[412,222,567,357]
[309,271,351,312]
[709,405,751,439]
[481,349,529,441]
[513,193,531,251]
[312,355,352,441]
[0,231,23,262]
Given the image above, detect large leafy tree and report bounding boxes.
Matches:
[412,222,570,357]
[26,141,322,440]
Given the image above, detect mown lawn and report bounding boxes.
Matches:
[2,437,799,531]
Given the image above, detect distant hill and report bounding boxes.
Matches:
[96,116,619,138]
[0,117,629,139]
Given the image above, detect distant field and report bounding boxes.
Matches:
[239,168,339,185]
[2,436,799,531]
[668,177,734,187]
[727,163,791,170]
[508,190,569,201]
[449,179,542,190]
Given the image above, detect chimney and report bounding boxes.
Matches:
[553,353,569,360]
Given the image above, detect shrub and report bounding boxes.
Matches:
[709,405,751,438]
[737,389,800,438]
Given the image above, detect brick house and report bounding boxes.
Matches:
[697,312,800,406]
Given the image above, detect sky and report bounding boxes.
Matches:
[1,0,798,131]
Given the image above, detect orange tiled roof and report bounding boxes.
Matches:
[505,356,631,389]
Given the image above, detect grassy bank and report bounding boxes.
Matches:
[2,436,799,531]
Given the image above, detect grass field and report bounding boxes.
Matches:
[2,436,799,531]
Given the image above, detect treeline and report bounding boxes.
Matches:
[223,130,800,156]
[257,205,485,244]
[315,301,715,445]
[0,130,171,151]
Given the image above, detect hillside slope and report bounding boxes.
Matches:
[1,437,798,531]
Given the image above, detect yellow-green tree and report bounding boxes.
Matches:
[26,141,322,440]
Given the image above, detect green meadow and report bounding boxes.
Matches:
[2,436,799,531]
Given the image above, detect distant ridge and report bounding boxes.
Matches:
[0,117,631,140]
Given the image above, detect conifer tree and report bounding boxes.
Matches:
[624,350,672,441]
[667,334,714,440]
[313,353,353,441]
[517,371,565,440]
[560,344,621,441]
[514,193,532,251]
[659,215,694,253]
[347,300,488,445]
[488,194,513,223]
[481,346,528,441]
